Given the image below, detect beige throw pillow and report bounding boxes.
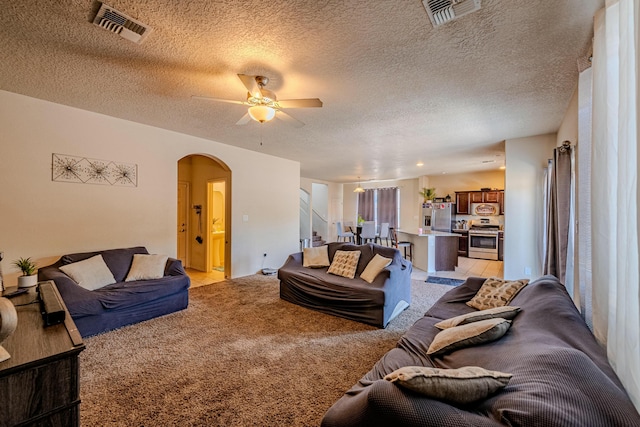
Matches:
[466,277,529,310]
[302,246,330,268]
[327,250,361,279]
[360,254,392,283]
[435,306,521,330]
[427,318,511,356]
[125,254,169,281]
[60,254,116,291]
[385,366,512,404]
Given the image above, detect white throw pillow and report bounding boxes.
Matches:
[303,246,330,268]
[360,254,392,283]
[125,254,169,282]
[60,254,116,291]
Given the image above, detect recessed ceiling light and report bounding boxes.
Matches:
[499,165,506,170]
[416,162,424,167]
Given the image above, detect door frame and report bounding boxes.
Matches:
[177,180,190,268]
[206,179,227,274]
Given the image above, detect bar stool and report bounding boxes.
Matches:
[391,228,412,260]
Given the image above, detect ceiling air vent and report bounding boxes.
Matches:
[422,0,482,27]
[92,3,152,44]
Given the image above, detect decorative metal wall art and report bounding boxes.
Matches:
[52,153,137,187]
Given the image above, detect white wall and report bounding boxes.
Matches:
[504,133,557,280]
[0,90,299,284]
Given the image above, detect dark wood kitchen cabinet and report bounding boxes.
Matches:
[0,283,85,427]
[455,192,470,214]
[484,191,500,203]
[456,190,504,215]
[469,191,500,203]
[454,230,468,256]
[470,192,484,203]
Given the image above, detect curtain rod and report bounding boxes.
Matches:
[558,140,572,153]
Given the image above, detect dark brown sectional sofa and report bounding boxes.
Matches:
[322,275,640,426]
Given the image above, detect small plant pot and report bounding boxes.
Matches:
[18,275,37,288]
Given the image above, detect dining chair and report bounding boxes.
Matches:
[360,221,377,244]
[391,228,412,260]
[336,221,355,243]
[377,223,390,246]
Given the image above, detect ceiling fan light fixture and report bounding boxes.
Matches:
[248,105,276,123]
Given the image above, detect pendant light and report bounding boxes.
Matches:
[354,177,365,193]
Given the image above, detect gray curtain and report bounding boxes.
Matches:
[543,142,572,283]
[377,187,398,228]
[358,189,375,221]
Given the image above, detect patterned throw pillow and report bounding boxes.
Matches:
[435,306,521,329]
[385,366,512,404]
[327,250,361,279]
[466,277,529,310]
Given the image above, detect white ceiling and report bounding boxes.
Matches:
[0,0,601,183]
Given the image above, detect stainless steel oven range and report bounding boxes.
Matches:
[468,226,500,260]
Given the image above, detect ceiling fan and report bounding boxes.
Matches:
[193,74,323,127]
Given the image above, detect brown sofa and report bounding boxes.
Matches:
[322,275,640,426]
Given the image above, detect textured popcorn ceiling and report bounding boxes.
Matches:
[0,0,601,182]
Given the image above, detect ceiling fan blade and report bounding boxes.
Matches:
[191,96,246,106]
[236,113,251,125]
[237,74,261,98]
[275,110,305,128]
[276,98,323,109]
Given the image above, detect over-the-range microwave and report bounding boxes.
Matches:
[470,203,501,216]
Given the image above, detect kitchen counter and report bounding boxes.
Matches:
[396,230,459,273]
[399,229,461,237]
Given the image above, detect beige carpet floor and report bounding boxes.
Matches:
[80,275,453,426]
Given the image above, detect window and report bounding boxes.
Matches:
[357,187,399,228]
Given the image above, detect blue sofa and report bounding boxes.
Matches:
[38,246,190,337]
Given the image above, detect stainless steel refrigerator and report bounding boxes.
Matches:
[423,202,454,232]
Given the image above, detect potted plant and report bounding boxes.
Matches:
[419,187,437,203]
[13,257,38,288]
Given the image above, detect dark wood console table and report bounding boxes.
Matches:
[0,281,85,427]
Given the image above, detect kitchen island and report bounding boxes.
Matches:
[396,229,459,273]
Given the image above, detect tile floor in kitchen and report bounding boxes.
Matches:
[410,256,504,281]
[186,256,503,288]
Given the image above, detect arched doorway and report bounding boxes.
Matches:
[177,154,231,284]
